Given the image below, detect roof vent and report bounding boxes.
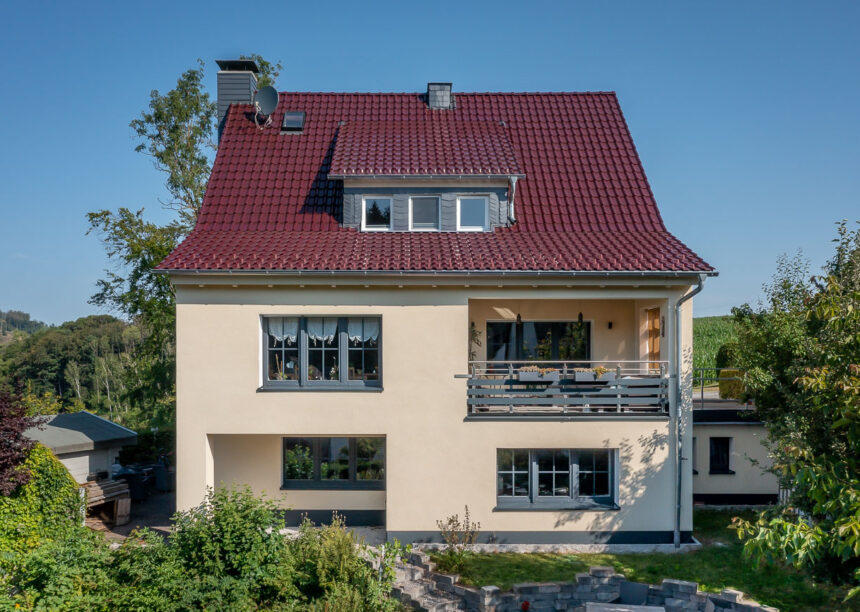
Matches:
[427,82,453,109]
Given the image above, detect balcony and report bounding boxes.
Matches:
[460,360,669,418]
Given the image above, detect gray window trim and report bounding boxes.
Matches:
[496,448,616,510]
[282,437,386,490]
[262,316,382,390]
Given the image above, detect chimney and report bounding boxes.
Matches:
[216,59,259,135]
[426,82,453,109]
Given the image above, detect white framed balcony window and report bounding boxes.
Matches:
[409,196,441,231]
[361,197,392,231]
[457,196,488,231]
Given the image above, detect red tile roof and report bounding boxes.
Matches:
[329,119,523,177]
[159,91,713,274]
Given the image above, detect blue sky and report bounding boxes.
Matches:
[1,1,858,324]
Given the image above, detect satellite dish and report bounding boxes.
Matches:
[255,86,279,116]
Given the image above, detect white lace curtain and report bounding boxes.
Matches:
[347,318,380,344]
[265,317,298,343]
[307,317,339,343]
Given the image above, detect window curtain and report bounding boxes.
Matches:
[348,318,380,344]
[307,317,338,342]
[265,317,298,343]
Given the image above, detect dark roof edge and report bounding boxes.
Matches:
[157,268,718,277]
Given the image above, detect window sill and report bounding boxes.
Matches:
[258,385,383,393]
[493,502,619,512]
[708,469,736,475]
[281,481,385,491]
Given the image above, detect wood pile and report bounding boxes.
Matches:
[81,479,131,526]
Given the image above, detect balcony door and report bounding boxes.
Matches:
[486,320,591,362]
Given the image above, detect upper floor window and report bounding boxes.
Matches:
[457,196,488,231]
[409,196,440,231]
[263,316,381,389]
[362,197,392,231]
[497,448,616,509]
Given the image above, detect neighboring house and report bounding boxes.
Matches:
[24,411,138,484]
[692,409,779,505]
[158,59,716,545]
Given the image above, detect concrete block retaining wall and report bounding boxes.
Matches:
[400,551,779,612]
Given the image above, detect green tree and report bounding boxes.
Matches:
[85,56,280,431]
[732,221,860,596]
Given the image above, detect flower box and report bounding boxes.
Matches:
[574,371,595,382]
[598,372,617,382]
[518,370,560,382]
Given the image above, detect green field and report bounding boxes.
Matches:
[693,315,737,372]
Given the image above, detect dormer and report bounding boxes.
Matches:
[329,83,525,233]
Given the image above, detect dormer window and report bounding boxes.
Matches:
[409,196,441,231]
[457,196,488,231]
[362,197,392,231]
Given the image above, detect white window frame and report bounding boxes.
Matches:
[408,196,441,231]
[361,197,393,232]
[456,196,489,232]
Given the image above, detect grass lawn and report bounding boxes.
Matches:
[429,509,857,612]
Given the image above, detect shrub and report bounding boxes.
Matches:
[0,390,40,495]
[435,505,480,573]
[0,443,84,572]
[5,486,403,610]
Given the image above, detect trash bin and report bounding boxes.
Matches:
[117,472,147,501]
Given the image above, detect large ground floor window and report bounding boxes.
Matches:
[487,320,591,362]
[496,448,615,509]
[283,437,385,489]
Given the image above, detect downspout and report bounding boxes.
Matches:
[673,273,706,548]
[508,176,518,223]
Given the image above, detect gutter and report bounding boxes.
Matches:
[673,273,706,548]
[156,268,718,279]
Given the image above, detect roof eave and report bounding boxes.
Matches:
[157,268,718,278]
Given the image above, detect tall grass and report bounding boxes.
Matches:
[693,316,736,372]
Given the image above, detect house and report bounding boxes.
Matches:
[158,59,716,546]
[24,411,138,483]
[692,407,779,505]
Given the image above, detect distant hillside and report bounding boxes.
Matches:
[693,315,737,372]
[0,310,49,343]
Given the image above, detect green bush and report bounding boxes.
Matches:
[0,444,84,571]
[6,486,404,611]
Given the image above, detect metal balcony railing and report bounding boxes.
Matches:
[458,360,670,416]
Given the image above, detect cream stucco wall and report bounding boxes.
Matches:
[693,423,778,497]
[173,281,696,538]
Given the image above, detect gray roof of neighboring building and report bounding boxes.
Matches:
[24,411,138,455]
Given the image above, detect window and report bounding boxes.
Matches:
[497,448,616,509]
[410,196,440,230]
[487,320,591,362]
[362,197,392,231]
[457,196,488,231]
[263,316,381,389]
[283,437,385,489]
[709,437,734,474]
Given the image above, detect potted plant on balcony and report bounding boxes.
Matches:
[594,366,616,382]
[573,367,595,382]
[517,365,560,382]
